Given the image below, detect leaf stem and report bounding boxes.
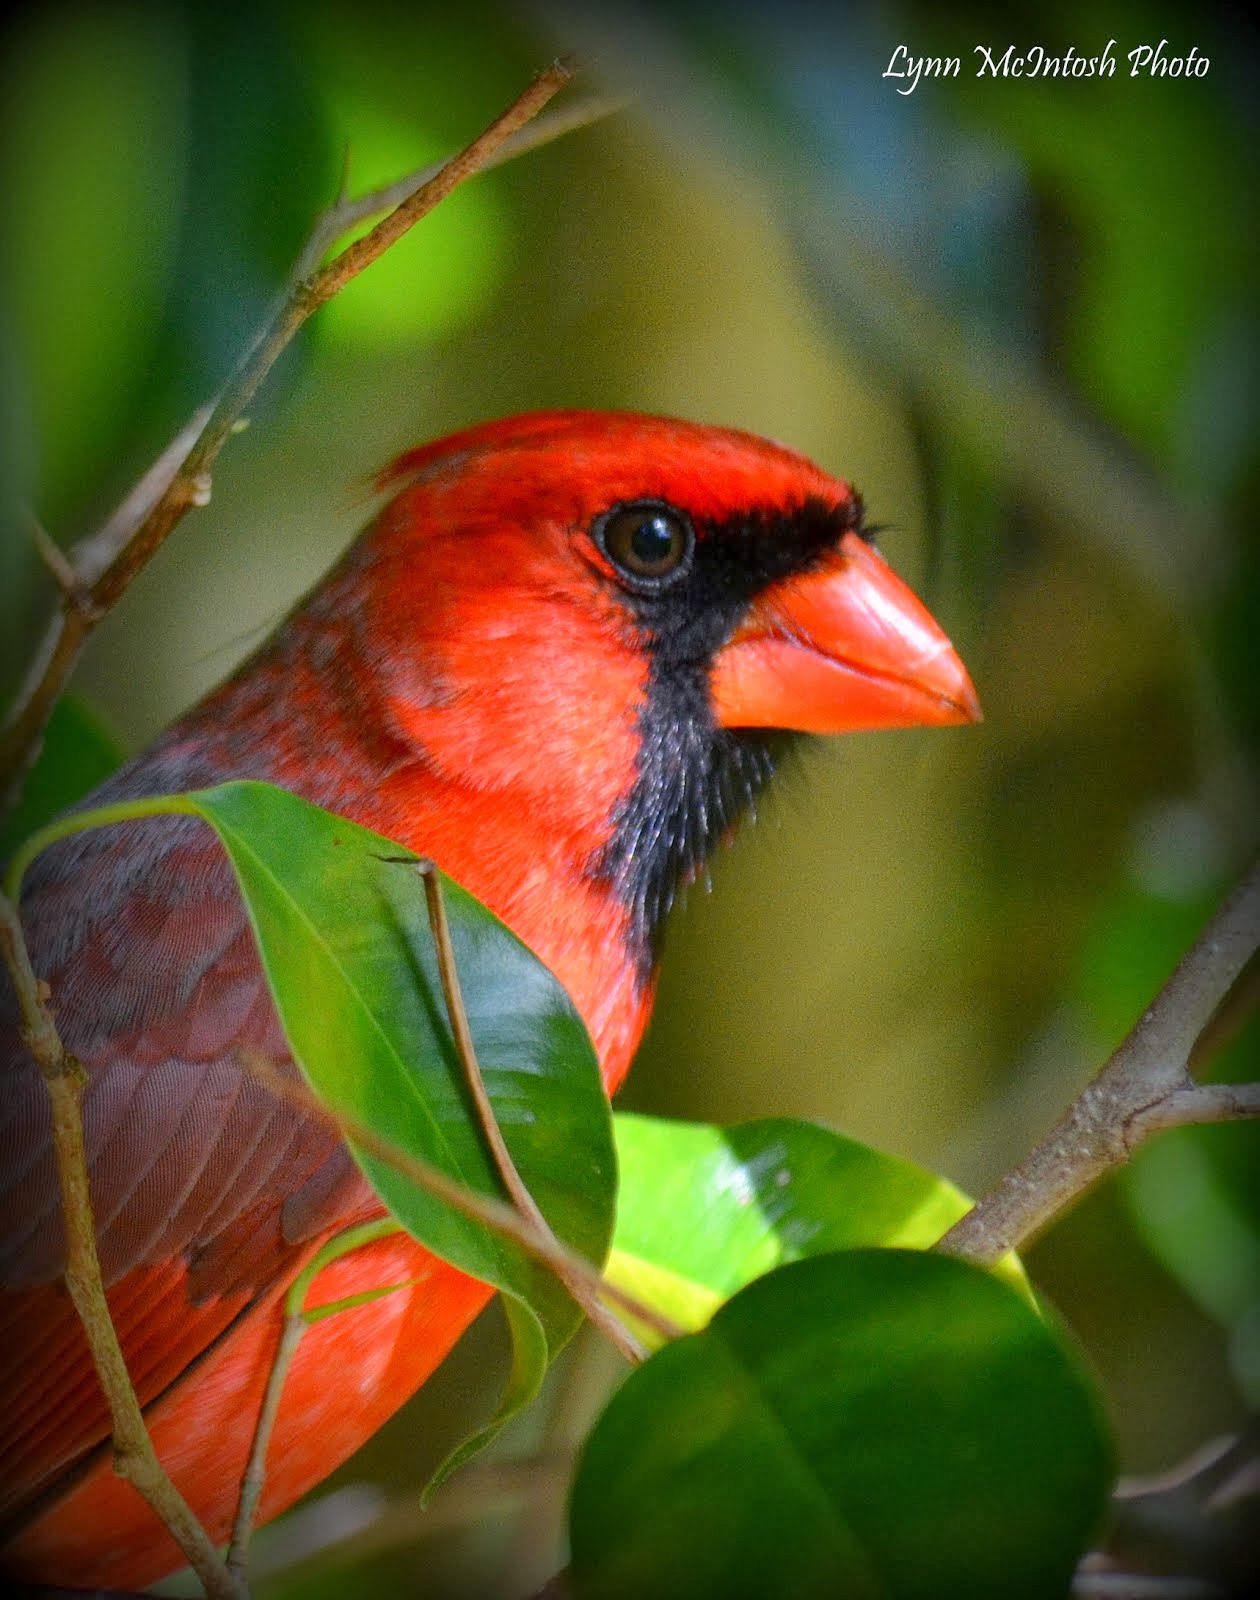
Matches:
[415,861,650,1365]
[226,1218,402,1579]
[4,793,196,903]
[241,1051,682,1348]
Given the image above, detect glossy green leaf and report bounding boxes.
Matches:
[182,780,615,1458]
[0,696,125,865]
[571,1249,1113,1600]
[607,1114,1025,1342]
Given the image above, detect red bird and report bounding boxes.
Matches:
[0,411,978,1588]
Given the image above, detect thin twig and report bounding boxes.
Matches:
[939,857,1260,1266]
[241,1051,682,1347]
[294,91,629,278]
[27,508,88,606]
[225,1217,401,1579]
[296,62,572,316]
[416,860,649,1365]
[72,403,217,587]
[0,894,242,1600]
[226,1316,304,1582]
[416,862,545,1224]
[0,62,578,811]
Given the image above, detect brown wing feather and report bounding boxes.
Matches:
[0,737,377,1527]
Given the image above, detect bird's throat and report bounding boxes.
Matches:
[592,658,788,980]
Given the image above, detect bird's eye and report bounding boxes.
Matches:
[596,501,694,587]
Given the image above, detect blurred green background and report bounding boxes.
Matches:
[2,0,1257,1594]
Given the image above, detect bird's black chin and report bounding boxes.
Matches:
[590,659,790,980]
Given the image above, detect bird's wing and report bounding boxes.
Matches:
[0,775,374,1523]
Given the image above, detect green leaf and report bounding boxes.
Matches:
[0,696,124,864]
[181,780,615,1464]
[570,1250,1113,1600]
[607,1114,1026,1341]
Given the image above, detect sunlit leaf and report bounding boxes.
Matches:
[607,1114,1026,1343]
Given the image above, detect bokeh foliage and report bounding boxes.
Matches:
[2,0,1256,1594]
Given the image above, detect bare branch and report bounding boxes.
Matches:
[1126,1079,1260,1141]
[294,90,629,278]
[0,62,579,813]
[939,857,1260,1266]
[294,62,572,320]
[0,894,242,1599]
[73,404,218,589]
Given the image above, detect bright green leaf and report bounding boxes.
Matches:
[570,1250,1113,1600]
[607,1114,1026,1341]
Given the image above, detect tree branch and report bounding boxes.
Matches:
[0,61,584,814]
[938,856,1260,1266]
[0,894,242,1600]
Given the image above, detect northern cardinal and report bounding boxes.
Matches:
[0,411,979,1588]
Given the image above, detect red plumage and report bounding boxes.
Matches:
[0,411,978,1587]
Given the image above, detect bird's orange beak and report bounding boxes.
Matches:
[710,531,981,733]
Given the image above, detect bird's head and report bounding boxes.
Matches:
[347,410,979,981]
